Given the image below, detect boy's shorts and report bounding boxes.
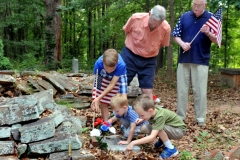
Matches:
[163,125,185,140]
[120,46,156,88]
[143,124,185,140]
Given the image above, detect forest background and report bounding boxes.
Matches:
[0,0,240,79]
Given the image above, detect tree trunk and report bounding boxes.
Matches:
[88,9,93,59]
[42,0,62,69]
[166,0,174,81]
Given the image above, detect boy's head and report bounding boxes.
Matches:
[110,94,128,116]
[103,49,118,73]
[133,94,155,121]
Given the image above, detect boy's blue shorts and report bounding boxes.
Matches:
[120,46,156,88]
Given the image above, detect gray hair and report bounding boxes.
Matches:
[150,5,166,21]
[192,0,207,4]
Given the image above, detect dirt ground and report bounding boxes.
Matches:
[78,70,240,160]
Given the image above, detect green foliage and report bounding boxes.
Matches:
[80,127,89,133]
[0,39,13,70]
[55,99,75,109]
[179,150,196,160]
[96,136,108,152]
[194,131,215,151]
[12,52,48,71]
[0,0,240,72]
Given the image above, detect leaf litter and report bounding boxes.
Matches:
[73,70,240,159]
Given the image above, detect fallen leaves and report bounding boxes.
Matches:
[79,70,240,159]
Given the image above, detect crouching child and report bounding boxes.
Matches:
[107,94,149,145]
[126,94,186,159]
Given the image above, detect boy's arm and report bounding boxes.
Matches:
[108,116,118,124]
[118,123,136,145]
[126,123,136,143]
[126,130,159,150]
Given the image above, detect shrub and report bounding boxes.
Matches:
[0,39,13,70]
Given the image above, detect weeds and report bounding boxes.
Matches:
[179,150,196,160]
[194,131,215,151]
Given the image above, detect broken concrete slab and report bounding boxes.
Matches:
[30,89,55,114]
[38,72,66,94]
[49,149,96,160]
[0,127,11,138]
[55,104,72,117]
[17,143,27,158]
[27,77,45,92]
[0,141,15,155]
[55,121,78,135]
[11,124,22,141]
[19,118,55,143]
[0,103,39,125]
[28,133,82,154]
[0,74,16,85]
[102,135,141,153]
[48,110,64,127]
[37,79,57,95]
[51,71,79,92]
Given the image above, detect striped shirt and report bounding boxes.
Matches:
[114,106,148,126]
[92,54,128,104]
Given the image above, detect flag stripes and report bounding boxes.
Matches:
[206,6,222,48]
[92,75,119,104]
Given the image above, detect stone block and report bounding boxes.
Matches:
[0,127,11,138]
[207,149,224,160]
[0,103,39,125]
[17,143,27,158]
[28,133,82,154]
[224,146,240,159]
[49,149,95,160]
[19,118,55,143]
[48,110,64,127]
[0,141,15,155]
[92,135,141,153]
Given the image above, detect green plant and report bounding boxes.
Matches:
[96,136,108,152]
[195,131,215,151]
[80,127,89,133]
[0,39,13,70]
[179,150,196,160]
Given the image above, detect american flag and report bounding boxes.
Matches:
[92,75,119,104]
[205,6,222,48]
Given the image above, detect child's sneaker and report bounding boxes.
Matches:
[160,146,178,159]
[154,139,164,148]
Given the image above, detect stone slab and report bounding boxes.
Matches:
[28,133,82,154]
[49,149,95,160]
[0,141,15,155]
[19,118,55,143]
[0,127,11,138]
[102,135,141,152]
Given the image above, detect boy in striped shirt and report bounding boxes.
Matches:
[107,94,149,144]
[91,49,128,121]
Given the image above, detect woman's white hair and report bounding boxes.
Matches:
[150,5,166,21]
